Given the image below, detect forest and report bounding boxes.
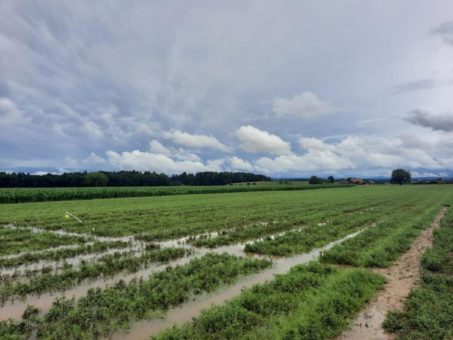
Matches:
[0,171,271,188]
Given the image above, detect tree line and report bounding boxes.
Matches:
[0,171,271,188]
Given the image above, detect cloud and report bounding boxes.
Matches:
[83,152,106,165]
[106,149,223,174]
[149,140,171,155]
[228,156,254,171]
[431,20,453,46]
[406,109,453,132]
[273,92,334,118]
[235,125,291,155]
[2,2,453,176]
[252,134,443,176]
[386,79,439,95]
[0,98,29,126]
[163,130,231,152]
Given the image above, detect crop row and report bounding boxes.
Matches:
[0,245,188,302]
[383,206,453,339]
[246,191,440,257]
[0,240,130,268]
[0,183,350,203]
[0,227,89,256]
[0,253,272,339]
[0,186,423,239]
[154,262,385,339]
[187,197,395,248]
[320,192,452,267]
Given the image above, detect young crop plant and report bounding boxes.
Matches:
[0,185,417,238]
[187,198,393,248]
[0,227,89,256]
[0,246,189,302]
[0,254,271,339]
[383,208,453,339]
[0,240,129,268]
[243,206,388,256]
[320,192,451,268]
[153,262,385,340]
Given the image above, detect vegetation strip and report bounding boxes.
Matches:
[320,194,450,267]
[0,246,188,302]
[383,206,453,339]
[153,262,385,339]
[243,192,439,257]
[0,186,422,238]
[0,227,88,257]
[186,199,392,248]
[0,241,129,268]
[0,254,271,339]
[0,182,350,204]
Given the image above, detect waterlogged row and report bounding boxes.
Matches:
[186,197,393,248]
[242,190,445,257]
[0,227,89,256]
[321,192,452,267]
[154,262,385,340]
[0,186,430,238]
[0,245,188,302]
[0,240,130,268]
[384,206,453,339]
[0,254,272,339]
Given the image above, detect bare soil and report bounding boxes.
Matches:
[337,207,447,340]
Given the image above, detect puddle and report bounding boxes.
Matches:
[107,230,362,340]
[0,249,206,321]
[0,222,363,327]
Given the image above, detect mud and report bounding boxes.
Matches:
[337,207,447,340]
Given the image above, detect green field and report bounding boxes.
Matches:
[0,185,452,339]
[0,181,350,203]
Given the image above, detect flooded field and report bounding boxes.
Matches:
[1,185,452,339]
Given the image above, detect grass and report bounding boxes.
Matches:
[0,254,271,339]
[383,207,453,339]
[153,262,385,340]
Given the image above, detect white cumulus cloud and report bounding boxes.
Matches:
[106,149,223,174]
[163,130,231,152]
[228,156,254,171]
[236,125,291,156]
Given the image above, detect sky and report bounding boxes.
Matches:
[1,1,453,178]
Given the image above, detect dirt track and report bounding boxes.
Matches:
[337,207,447,340]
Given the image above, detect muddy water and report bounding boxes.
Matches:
[0,219,363,327]
[0,250,208,321]
[0,243,92,260]
[108,230,363,340]
[0,247,145,277]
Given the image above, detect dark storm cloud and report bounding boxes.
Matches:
[406,110,453,132]
[1,1,453,176]
[386,79,439,95]
[431,20,453,46]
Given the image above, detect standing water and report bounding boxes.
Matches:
[108,230,362,340]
